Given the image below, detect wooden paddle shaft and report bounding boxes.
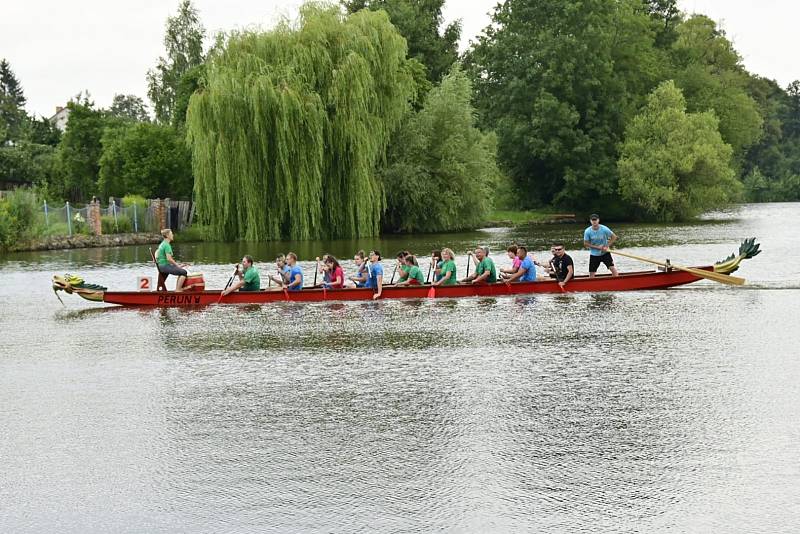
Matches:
[612,250,745,286]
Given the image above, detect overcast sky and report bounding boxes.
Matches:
[1,0,796,118]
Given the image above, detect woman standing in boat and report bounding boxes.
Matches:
[284,252,304,291]
[369,250,384,299]
[433,248,457,286]
[156,229,188,291]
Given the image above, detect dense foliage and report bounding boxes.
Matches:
[382,66,498,232]
[466,0,800,217]
[146,0,205,124]
[98,122,192,199]
[465,0,663,213]
[187,4,417,240]
[618,81,740,220]
[341,0,460,83]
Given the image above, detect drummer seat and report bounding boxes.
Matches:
[149,247,169,291]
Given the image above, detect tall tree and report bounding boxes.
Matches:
[171,64,205,128]
[342,0,460,83]
[55,98,106,200]
[108,94,150,122]
[27,115,62,146]
[645,0,682,48]
[382,65,498,233]
[98,122,192,199]
[0,59,28,143]
[618,81,739,220]
[466,0,663,212]
[669,16,763,166]
[186,4,417,240]
[147,0,205,124]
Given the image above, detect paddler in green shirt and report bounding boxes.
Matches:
[156,228,188,291]
[395,255,426,286]
[433,248,457,286]
[462,246,497,284]
[393,250,411,284]
[221,255,261,295]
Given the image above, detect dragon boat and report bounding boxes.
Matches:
[52,239,760,308]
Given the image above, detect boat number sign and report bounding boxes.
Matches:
[138,276,151,291]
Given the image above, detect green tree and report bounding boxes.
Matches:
[55,99,107,200]
[669,16,763,166]
[617,81,739,220]
[784,80,800,138]
[171,64,205,128]
[108,94,150,122]
[0,58,28,143]
[342,0,461,83]
[27,115,61,146]
[147,0,205,124]
[382,65,498,233]
[98,122,192,199]
[186,4,417,241]
[0,142,57,187]
[646,0,682,48]
[466,0,663,212]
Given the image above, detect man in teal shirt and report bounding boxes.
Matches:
[222,255,261,295]
[583,213,619,277]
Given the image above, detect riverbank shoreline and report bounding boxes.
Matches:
[11,232,163,252]
[485,210,577,227]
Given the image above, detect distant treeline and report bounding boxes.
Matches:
[1,0,798,241]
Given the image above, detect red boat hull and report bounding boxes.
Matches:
[98,267,715,307]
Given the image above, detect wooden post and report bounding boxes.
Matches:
[87,198,102,235]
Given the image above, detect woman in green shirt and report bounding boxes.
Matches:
[433,248,457,286]
[395,255,426,286]
[156,229,188,291]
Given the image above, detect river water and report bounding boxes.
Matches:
[1,203,798,533]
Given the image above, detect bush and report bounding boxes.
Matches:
[40,222,70,237]
[5,189,38,239]
[0,201,16,249]
[101,214,133,234]
[173,224,211,242]
[122,194,147,211]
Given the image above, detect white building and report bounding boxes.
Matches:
[49,106,71,131]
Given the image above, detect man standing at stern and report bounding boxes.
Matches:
[583,214,619,278]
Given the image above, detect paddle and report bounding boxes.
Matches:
[426,255,436,298]
[313,256,320,287]
[217,265,239,303]
[425,256,434,284]
[612,249,745,286]
[465,252,471,280]
[389,264,397,285]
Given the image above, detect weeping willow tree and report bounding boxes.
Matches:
[186,3,417,240]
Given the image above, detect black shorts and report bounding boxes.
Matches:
[158,263,188,277]
[589,253,614,273]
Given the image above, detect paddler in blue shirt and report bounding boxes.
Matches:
[283,252,304,291]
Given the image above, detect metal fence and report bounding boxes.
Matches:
[40,200,188,237]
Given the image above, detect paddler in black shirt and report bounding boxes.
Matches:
[551,243,574,288]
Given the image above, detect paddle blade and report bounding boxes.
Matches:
[427,286,435,298]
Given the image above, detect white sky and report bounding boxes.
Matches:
[1,0,797,118]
